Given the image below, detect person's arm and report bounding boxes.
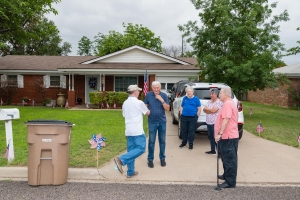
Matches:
[162,101,170,111]
[197,106,201,117]
[156,94,170,111]
[215,118,229,142]
[203,105,218,114]
[145,110,150,116]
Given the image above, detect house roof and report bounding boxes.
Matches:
[0,55,97,71]
[81,45,193,65]
[0,46,199,75]
[273,62,300,78]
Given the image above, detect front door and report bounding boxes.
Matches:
[86,75,99,103]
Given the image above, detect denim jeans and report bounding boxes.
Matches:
[180,115,198,145]
[119,134,146,176]
[148,121,166,161]
[207,124,216,151]
[219,138,239,187]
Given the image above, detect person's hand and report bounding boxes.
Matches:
[155,94,163,102]
[215,134,222,142]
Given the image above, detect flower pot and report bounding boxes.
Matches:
[57,94,66,107]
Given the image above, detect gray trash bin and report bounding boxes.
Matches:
[25,120,73,186]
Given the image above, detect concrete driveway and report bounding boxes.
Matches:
[80,111,300,185]
[1,111,299,185]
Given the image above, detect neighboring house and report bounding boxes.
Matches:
[248,62,300,107]
[0,45,200,107]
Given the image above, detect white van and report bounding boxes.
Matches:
[171,82,244,139]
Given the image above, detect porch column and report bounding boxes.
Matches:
[101,74,105,91]
[72,73,75,91]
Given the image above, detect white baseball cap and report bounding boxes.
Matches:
[127,85,142,92]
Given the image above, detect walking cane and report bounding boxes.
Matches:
[215,141,221,191]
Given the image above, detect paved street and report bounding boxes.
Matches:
[0,181,299,200]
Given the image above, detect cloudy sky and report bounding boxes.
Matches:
[47,0,300,65]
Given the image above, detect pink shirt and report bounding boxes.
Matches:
[205,99,223,125]
[214,98,238,139]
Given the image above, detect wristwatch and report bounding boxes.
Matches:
[162,101,165,104]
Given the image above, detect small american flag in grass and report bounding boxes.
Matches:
[249,108,253,116]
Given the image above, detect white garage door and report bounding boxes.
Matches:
[156,76,190,90]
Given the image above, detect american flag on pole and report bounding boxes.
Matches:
[143,70,148,96]
[298,134,300,142]
[32,99,35,107]
[113,102,116,109]
[4,143,9,159]
[0,98,3,106]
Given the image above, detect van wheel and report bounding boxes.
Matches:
[178,116,182,139]
[239,129,243,139]
[171,108,178,124]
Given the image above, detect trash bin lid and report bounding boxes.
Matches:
[25,120,73,126]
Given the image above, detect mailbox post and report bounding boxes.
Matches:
[0,108,20,163]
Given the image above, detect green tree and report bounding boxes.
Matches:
[0,0,60,42]
[286,27,300,55]
[179,0,289,97]
[61,42,72,56]
[1,17,70,56]
[77,36,93,56]
[93,23,162,56]
[0,0,72,56]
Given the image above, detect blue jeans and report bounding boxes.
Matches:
[148,121,166,161]
[119,134,146,176]
[207,124,216,151]
[219,138,239,187]
[181,115,198,145]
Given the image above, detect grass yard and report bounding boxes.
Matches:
[0,102,299,167]
[0,106,148,167]
[242,102,300,148]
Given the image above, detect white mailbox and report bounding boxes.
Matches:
[0,108,20,120]
[0,108,20,163]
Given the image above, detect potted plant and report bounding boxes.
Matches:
[22,97,30,105]
[44,98,52,107]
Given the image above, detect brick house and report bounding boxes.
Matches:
[247,62,300,107]
[0,45,200,107]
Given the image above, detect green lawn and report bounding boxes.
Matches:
[0,102,299,167]
[242,101,300,147]
[0,106,147,167]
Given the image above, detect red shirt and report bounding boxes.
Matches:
[214,98,238,139]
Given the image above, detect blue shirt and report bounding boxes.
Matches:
[181,96,201,116]
[144,91,169,123]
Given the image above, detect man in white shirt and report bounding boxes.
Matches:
[114,85,150,178]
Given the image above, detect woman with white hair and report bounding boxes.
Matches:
[179,87,201,150]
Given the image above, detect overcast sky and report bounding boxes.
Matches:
[47,0,300,65]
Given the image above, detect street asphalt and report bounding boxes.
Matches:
[0,111,299,187]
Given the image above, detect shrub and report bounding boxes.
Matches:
[116,92,128,105]
[89,92,103,108]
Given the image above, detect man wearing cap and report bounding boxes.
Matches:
[114,85,150,178]
[144,81,170,168]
